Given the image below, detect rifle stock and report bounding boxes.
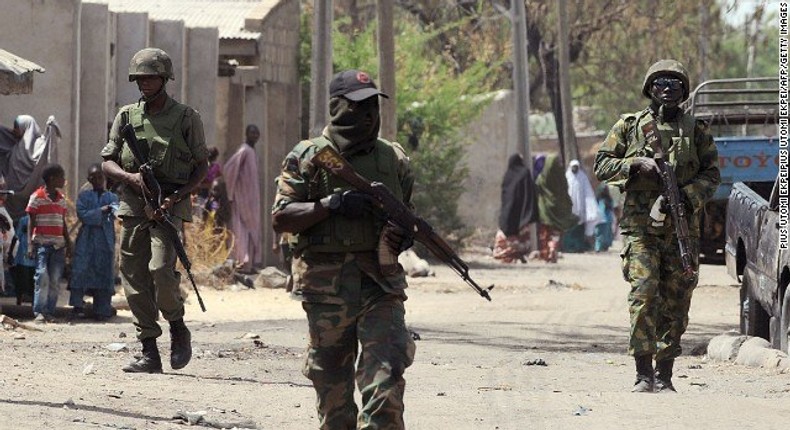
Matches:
[641,121,697,285]
[311,145,494,301]
[120,116,207,312]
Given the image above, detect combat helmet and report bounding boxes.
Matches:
[641,59,690,101]
[128,48,174,82]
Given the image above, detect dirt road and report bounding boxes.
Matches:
[2,245,790,430]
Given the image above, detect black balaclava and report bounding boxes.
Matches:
[327,96,381,154]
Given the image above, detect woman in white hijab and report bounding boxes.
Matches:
[563,159,600,252]
[5,115,59,219]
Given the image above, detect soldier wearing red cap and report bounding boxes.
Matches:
[273,70,415,429]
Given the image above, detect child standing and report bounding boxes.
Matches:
[69,164,118,321]
[26,164,71,323]
[8,214,35,304]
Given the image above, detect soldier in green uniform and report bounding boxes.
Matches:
[594,60,720,392]
[101,48,209,373]
[273,70,416,429]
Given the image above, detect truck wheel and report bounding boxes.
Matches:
[780,291,790,353]
[744,277,770,340]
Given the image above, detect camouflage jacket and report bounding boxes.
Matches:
[272,130,414,303]
[594,108,720,237]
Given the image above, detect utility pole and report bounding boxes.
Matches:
[310,0,333,137]
[557,0,578,163]
[511,0,536,250]
[377,0,397,140]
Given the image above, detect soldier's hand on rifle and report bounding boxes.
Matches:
[126,172,147,195]
[326,190,372,219]
[161,194,178,213]
[630,157,660,182]
[382,222,413,255]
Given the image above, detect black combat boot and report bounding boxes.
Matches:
[122,337,163,373]
[631,354,655,393]
[655,359,676,393]
[169,318,192,370]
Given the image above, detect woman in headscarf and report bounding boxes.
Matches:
[493,153,537,263]
[562,159,600,253]
[533,154,578,262]
[4,115,59,220]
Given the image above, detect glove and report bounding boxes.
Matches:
[629,157,661,182]
[327,190,372,219]
[649,195,667,226]
[382,222,414,255]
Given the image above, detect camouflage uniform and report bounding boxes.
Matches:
[274,131,416,430]
[101,48,208,342]
[594,60,720,362]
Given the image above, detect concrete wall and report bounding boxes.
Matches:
[256,0,301,265]
[0,0,81,197]
[217,79,245,159]
[107,11,118,127]
[258,0,301,85]
[149,19,186,101]
[457,91,519,230]
[115,12,149,109]
[186,27,219,148]
[262,82,292,266]
[79,1,111,187]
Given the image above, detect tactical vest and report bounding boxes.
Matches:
[291,136,403,253]
[119,102,193,185]
[620,109,702,236]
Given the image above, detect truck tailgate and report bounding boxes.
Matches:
[715,136,778,200]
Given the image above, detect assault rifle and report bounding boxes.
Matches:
[119,113,207,311]
[311,145,494,301]
[641,121,698,285]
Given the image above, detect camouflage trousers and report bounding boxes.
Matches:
[620,233,699,360]
[302,272,415,430]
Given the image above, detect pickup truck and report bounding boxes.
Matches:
[725,174,788,351]
[687,78,779,263]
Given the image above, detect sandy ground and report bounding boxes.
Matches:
[2,242,790,430]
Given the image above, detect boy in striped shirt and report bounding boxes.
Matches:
[26,163,71,323]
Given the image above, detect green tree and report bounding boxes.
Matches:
[330,16,500,236]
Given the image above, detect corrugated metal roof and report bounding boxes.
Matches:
[93,0,281,40]
[0,49,45,95]
[0,49,45,75]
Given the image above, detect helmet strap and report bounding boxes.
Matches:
[137,79,167,105]
[649,100,680,124]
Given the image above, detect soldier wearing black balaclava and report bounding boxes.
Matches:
[595,60,720,393]
[272,70,416,429]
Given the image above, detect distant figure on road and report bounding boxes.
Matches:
[593,183,615,252]
[563,159,599,252]
[493,153,537,263]
[224,124,263,274]
[594,59,720,393]
[532,153,578,263]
